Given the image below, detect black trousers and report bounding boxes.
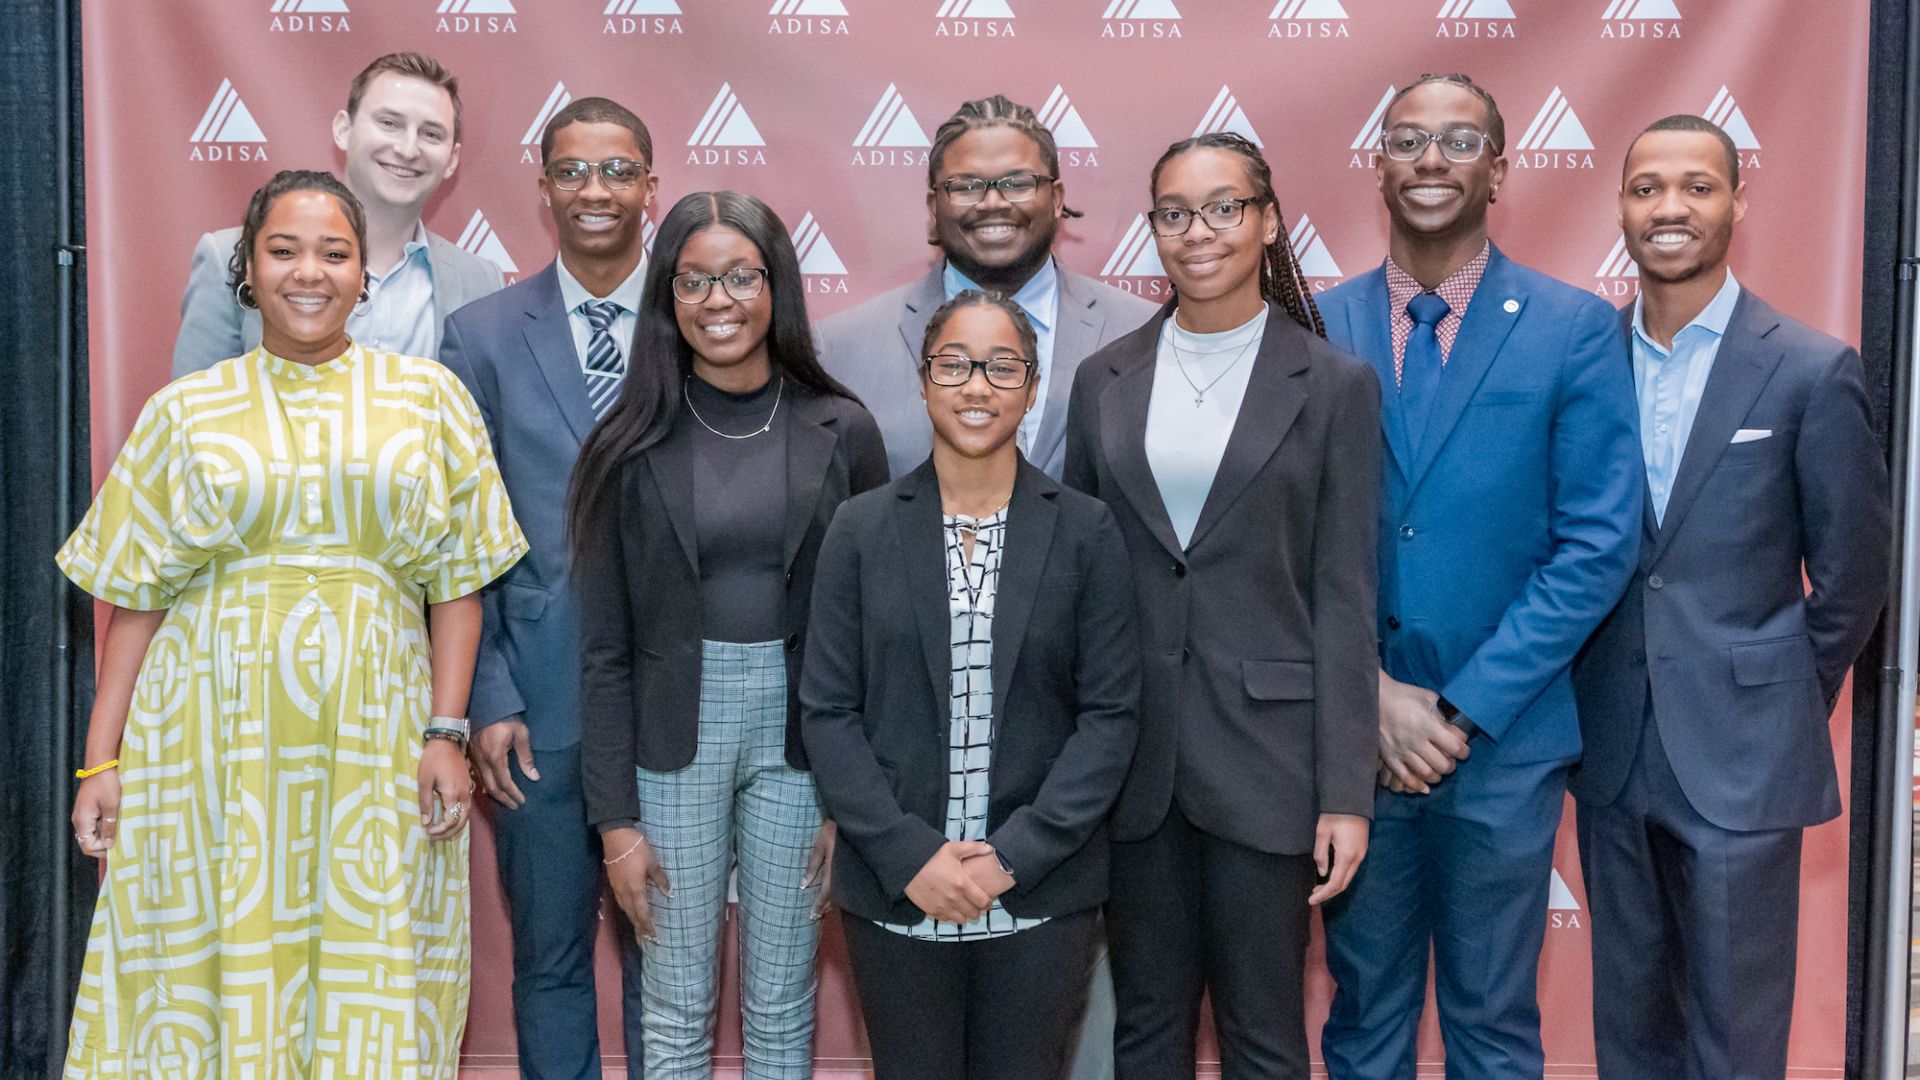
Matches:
[842,907,1100,1080]
[1576,712,1804,1080]
[1107,802,1318,1080]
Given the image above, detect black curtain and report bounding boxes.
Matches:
[0,0,93,1076]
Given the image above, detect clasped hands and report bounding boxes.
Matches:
[905,840,1015,924]
[1377,670,1473,796]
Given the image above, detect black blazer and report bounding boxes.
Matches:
[1062,302,1382,855]
[578,384,890,829]
[801,460,1141,925]
[1571,290,1890,831]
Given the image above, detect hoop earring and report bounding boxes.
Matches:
[233,281,258,310]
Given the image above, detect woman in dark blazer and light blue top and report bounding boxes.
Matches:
[802,291,1140,1080]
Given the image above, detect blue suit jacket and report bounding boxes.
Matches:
[439,263,594,751]
[1320,245,1642,765]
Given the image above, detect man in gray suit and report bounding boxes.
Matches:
[172,52,500,376]
[1571,115,1889,1079]
[815,94,1154,481]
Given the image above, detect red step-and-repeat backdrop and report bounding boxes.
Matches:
[82,1,1867,1075]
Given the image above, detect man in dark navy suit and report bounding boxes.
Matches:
[1571,114,1889,1080]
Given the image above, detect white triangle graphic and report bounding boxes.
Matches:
[457,210,519,274]
[1271,0,1347,17]
[1517,88,1595,151]
[792,212,849,275]
[1037,86,1097,149]
[610,0,683,13]
[690,83,766,147]
[1596,236,1639,278]
[1704,87,1760,150]
[275,0,349,12]
[638,213,659,270]
[1192,86,1262,147]
[1351,86,1396,150]
[936,0,1015,15]
[1549,869,1582,911]
[770,0,849,14]
[853,84,932,148]
[1290,216,1342,277]
[522,82,572,146]
[192,79,267,144]
[1437,0,1514,17]
[1102,0,1181,18]
[439,0,516,12]
[1605,0,1681,17]
[1100,215,1166,278]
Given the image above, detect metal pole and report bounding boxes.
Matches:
[49,0,80,1070]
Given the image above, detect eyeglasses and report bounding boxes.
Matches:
[1146,197,1265,237]
[670,267,769,304]
[924,354,1034,389]
[936,173,1055,207]
[1379,125,1494,163]
[545,157,650,191]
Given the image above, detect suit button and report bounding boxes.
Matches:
[1387,616,1401,630]
[1399,524,1415,540]
[785,569,795,586]
[1632,650,1647,664]
[1173,562,1186,577]
[1648,573,1665,590]
[1182,647,1192,663]
[785,634,800,651]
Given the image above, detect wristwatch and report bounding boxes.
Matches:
[425,715,471,748]
[1435,696,1481,741]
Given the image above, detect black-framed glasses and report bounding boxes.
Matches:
[936,172,1055,207]
[1146,197,1265,237]
[924,353,1034,389]
[670,267,769,304]
[1379,125,1493,163]
[545,157,651,191]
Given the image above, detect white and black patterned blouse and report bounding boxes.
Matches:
[880,505,1048,941]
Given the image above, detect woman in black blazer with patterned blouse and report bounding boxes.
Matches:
[801,291,1140,1080]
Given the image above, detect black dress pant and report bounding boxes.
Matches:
[842,907,1100,1080]
[1107,802,1318,1080]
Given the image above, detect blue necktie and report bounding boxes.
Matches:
[1401,291,1450,457]
[581,300,626,419]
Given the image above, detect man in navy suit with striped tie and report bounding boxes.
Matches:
[439,96,658,1080]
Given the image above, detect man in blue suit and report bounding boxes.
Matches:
[1316,73,1642,1079]
[1571,116,1888,1079]
[439,96,658,1079]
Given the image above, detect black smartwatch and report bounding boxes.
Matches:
[1436,696,1481,741]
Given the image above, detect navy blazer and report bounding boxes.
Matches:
[1571,289,1889,830]
[801,460,1140,924]
[1319,244,1642,766]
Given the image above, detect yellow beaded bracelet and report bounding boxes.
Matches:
[74,760,119,779]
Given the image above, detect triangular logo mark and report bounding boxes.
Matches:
[1351,86,1396,150]
[457,210,519,274]
[853,84,931,148]
[1703,86,1759,150]
[438,0,515,11]
[689,83,766,147]
[191,79,268,143]
[770,0,849,14]
[608,0,682,13]
[936,0,1015,15]
[638,213,660,270]
[1290,216,1342,277]
[1037,86,1097,149]
[1602,0,1680,17]
[1270,0,1347,17]
[1102,0,1181,17]
[1596,236,1639,278]
[1515,87,1595,151]
[272,0,349,11]
[791,212,850,275]
[522,82,572,146]
[1549,870,1582,911]
[1100,215,1166,278]
[1192,86,1263,147]
[1436,0,1514,17]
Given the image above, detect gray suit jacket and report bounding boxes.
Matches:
[172,224,503,376]
[814,260,1156,479]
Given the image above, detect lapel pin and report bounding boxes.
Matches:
[1503,299,1520,314]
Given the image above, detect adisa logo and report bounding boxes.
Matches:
[687,83,769,166]
[1601,0,1680,38]
[1704,85,1762,169]
[1101,0,1181,39]
[1268,0,1348,39]
[1593,234,1639,300]
[637,213,660,271]
[1548,868,1584,930]
[436,0,517,33]
[1346,85,1395,169]
[604,0,682,36]
[1511,86,1596,170]
[1037,86,1099,167]
[1435,0,1515,39]
[1100,215,1170,298]
[457,210,518,281]
[1192,86,1263,147]
[519,81,571,165]
[769,0,850,36]
[270,0,349,32]
[189,78,269,162]
[936,0,1015,37]
[1289,215,1343,288]
[791,211,851,293]
[849,83,932,167]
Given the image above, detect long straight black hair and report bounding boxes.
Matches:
[567,190,859,546]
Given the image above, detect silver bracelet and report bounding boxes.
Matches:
[604,835,646,867]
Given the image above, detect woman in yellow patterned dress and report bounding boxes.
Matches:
[57,170,526,1078]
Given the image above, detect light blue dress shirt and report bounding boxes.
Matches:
[348,221,437,359]
[555,256,647,372]
[1631,269,1741,524]
[942,258,1059,455]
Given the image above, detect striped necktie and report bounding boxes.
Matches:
[581,300,626,419]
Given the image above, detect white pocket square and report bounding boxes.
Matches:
[1731,428,1772,444]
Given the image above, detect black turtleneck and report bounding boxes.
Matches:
[686,373,790,644]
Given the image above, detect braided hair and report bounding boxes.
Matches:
[1149,132,1325,338]
[928,94,1083,219]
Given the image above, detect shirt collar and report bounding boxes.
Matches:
[942,257,1059,332]
[1631,268,1740,356]
[556,255,647,316]
[1384,240,1490,315]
